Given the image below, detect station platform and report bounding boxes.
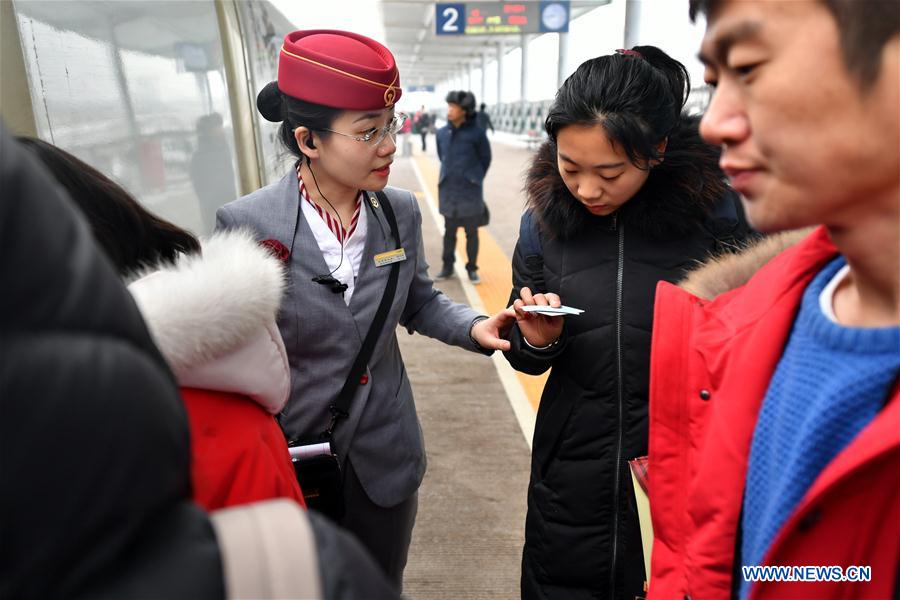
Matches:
[388,133,547,598]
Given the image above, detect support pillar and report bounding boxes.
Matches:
[520,34,532,102]
[557,32,570,88]
[481,49,488,103]
[624,0,641,49]
[496,38,505,104]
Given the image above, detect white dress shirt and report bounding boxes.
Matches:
[301,193,367,305]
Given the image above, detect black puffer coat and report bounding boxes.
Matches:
[504,116,752,599]
[0,126,224,599]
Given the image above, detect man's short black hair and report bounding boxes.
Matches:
[690,0,900,87]
[445,90,477,116]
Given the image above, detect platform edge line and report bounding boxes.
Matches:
[410,155,535,450]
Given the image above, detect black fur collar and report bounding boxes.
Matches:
[525,115,728,240]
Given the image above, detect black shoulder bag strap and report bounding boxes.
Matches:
[321,190,400,439]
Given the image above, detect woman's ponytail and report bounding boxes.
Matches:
[631,45,690,119]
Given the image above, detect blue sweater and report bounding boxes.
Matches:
[740,256,900,599]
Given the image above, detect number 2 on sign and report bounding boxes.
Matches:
[442,7,459,32]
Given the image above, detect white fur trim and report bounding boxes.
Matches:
[128,230,290,412]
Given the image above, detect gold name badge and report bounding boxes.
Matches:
[374,248,407,267]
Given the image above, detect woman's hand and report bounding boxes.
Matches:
[471,307,518,351]
[512,287,564,348]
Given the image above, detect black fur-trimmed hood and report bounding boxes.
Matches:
[525,115,727,240]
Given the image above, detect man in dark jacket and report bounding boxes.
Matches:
[435,90,492,284]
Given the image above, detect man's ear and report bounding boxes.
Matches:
[293,126,319,163]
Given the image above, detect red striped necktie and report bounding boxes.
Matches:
[298,179,361,245]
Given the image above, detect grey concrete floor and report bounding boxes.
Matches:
[387,139,538,599]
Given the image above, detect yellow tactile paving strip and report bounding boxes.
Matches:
[413,155,548,413]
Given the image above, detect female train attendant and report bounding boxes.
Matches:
[216,29,515,587]
[503,46,752,599]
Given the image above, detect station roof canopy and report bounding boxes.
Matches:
[381,1,607,87]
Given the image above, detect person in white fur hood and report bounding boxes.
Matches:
[128,229,307,510]
[18,136,305,511]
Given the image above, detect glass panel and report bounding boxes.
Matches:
[15,0,240,235]
[235,1,294,186]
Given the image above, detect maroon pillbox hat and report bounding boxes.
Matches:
[277,30,402,110]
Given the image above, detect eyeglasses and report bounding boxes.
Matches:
[321,113,408,146]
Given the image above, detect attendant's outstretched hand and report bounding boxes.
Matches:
[512,287,564,348]
[471,307,518,351]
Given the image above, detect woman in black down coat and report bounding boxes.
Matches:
[504,46,752,599]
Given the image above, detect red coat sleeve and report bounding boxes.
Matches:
[181,388,306,511]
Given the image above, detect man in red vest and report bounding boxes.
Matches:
[647,2,899,599]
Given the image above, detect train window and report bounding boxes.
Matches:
[14,1,240,235]
[235,1,294,186]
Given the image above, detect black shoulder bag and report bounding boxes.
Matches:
[287,191,401,522]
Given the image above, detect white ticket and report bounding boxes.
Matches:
[520,305,584,316]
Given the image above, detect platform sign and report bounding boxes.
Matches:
[408,85,437,92]
[436,3,466,35]
[435,1,570,36]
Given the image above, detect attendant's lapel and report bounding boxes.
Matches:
[268,174,304,251]
[292,201,334,282]
[284,180,354,316]
[348,192,395,328]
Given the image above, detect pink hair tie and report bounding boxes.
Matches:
[616,48,644,59]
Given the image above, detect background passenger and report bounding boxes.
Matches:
[398,110,414,156]
[414,105,431,152]
[475,102,495,134]
[189,112,238,232]
[215,29,516,588]
[435,90,492,284]
[504,46,751,599]
[17,135,304,511]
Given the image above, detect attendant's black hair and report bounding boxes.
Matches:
[16,136,200,276]
[257,81,342,158]
[545,45,689,166]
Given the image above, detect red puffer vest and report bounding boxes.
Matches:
[647,227,900,599]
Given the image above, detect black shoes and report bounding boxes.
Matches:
[434,266,455,280]
[435,266,480,284]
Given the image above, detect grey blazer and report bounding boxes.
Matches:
[216,173,484,507]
